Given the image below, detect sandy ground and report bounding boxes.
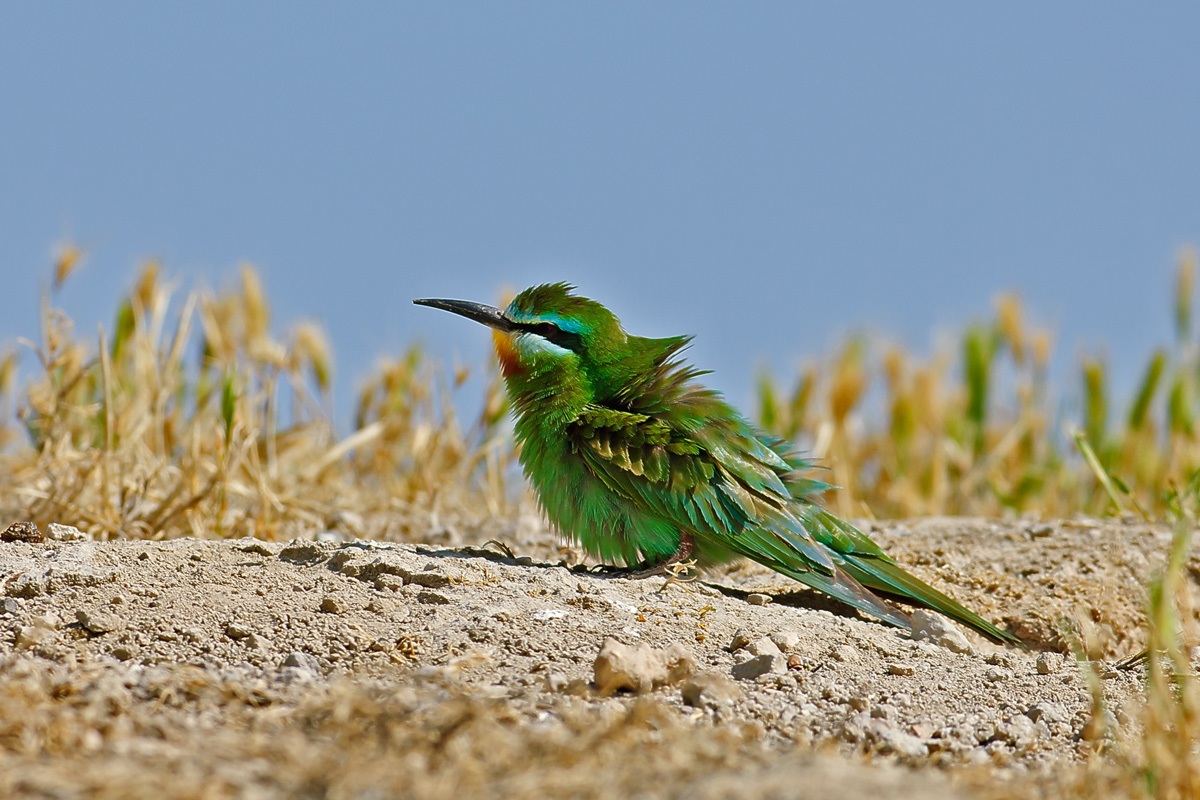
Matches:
[0,515,1189,799]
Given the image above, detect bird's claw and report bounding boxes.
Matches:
[655,558,699,593]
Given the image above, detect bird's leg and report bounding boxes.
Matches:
[631,532,697,579]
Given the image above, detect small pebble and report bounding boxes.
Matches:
[235,539,275,556]
[746,593,772,606]
[911,610,975,655]
[866,719,929,758]
[15,626,55,649]
[744,636,781,657]
[282,651,322,673]
[1036,652,1063,675]
[985,666,1010,682]
[773,674,797,690]
[1,521,43,543]
[320,596,346,614]
[872,703,897,720]
[409,572,450,588]
[279,541,328,563]
[910,721,936,739]
[728,630,754,651]
[1001,714,1037,746]
[769,630,800,651]
[224,622,253,640]
[830,643,858,662]
[32,614,60,629]
[731,653,786,681]
[681,673,745,709]
[110,645,137,661]
[374,574,404,592]
[593,638,696,694]
[46,523,86,541]
[532,608,570,621]
[76,609,120,634]
[887,662,916,676]
[1025,701,1069,724]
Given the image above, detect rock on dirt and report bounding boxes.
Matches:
[593,637,696,694]
[911,609,975,654]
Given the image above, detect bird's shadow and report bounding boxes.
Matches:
[716,584,874,625]
[407,543,872,625]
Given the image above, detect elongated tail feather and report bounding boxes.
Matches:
[839,555,1019,644]
[725,534,912,629]
[798,508,1019,644]
[774,562,913,630]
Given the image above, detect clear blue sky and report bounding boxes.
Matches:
[3,3,1199,422]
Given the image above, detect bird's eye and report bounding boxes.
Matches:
[523,321,580,351]
[532,322,560,340]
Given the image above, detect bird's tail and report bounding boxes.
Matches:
[841,555,1020,645]
[760,555,913,630]
[800,567,915,630]
[816,514,1021,646]
[720,524,913,630]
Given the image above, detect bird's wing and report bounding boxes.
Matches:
[569,404,829,566]
[568,403,912,628]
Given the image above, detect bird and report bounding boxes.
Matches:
[414,283,1018,644]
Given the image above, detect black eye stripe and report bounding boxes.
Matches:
[521,321,580,351]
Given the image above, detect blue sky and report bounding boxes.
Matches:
[2,4,1199,422]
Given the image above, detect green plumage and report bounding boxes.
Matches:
[415,283,1018,644]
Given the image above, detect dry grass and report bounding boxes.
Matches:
[0,258,516,541]
[1107,481,1200,800]
[758,247,1200,521]
[4,245,1200,797]
[6,248,1200,537]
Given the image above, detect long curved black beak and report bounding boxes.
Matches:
[413,298,517,332]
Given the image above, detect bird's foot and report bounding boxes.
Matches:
[655,558,699,594]
[576,534,699,581]
[665,558,698,581]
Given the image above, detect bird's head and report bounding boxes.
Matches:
[414,283,629,409]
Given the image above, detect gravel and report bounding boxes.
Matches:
[0,515,1189,798]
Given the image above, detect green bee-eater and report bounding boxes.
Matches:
[415,283,1017,644]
